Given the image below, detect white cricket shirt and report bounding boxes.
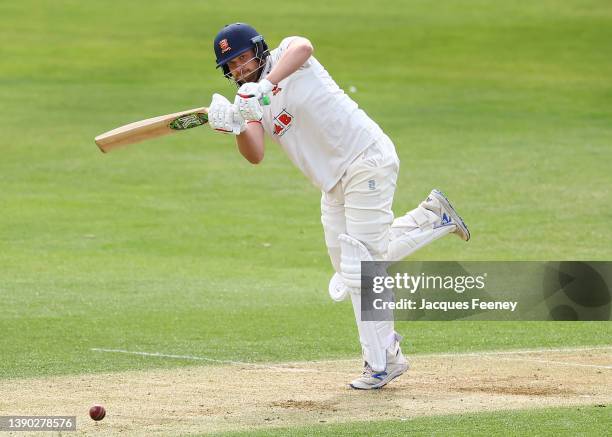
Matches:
[259,37,385,192]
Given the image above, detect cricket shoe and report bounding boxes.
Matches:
[426,189,470,241]
[349,347,409,390]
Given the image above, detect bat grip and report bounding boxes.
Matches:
[237,93,271,106]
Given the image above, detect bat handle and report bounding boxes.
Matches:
[239,92,271,106]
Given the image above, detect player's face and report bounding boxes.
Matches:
[227,49,261,83]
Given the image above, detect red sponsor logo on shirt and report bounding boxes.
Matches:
[219,39,231,53]
[272,85,282,96]
[273,109,293,137]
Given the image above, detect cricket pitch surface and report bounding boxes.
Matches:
[2,347,610,436]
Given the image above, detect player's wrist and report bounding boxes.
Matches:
[259,79,274,94]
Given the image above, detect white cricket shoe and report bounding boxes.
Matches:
[349,347,409,390]
[426,189,471,241]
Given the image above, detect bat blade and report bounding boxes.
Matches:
[95,107,208,153]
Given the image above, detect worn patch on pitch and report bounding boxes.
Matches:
[1,347,610,436]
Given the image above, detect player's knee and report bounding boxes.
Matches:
[339,234,374,290]
[347,231,388,261]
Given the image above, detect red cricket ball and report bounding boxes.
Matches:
[89,404,106,421]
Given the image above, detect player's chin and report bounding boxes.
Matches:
[241,71,258,84]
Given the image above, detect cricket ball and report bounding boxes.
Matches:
[89,404,106,421]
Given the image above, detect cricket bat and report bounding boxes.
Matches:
[94,107,209,153]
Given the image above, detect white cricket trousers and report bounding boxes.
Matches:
[321,134,399,369]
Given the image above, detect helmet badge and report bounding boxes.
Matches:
[219,39,231,54]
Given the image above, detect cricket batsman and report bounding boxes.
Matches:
[208,23,470,389]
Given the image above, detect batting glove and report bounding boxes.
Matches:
[235,79,274,121]
[208,93,246,135]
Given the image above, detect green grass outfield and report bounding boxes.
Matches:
[1,0,611,434]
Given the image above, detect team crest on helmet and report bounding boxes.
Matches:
[219,39,231,53]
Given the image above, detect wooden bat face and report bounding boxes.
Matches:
[95,107,208,153]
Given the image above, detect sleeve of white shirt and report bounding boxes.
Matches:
[272,36,312,70]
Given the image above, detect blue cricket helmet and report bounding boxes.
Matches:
[213,23,269,79]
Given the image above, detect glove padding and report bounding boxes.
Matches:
[235,79,274,121]
[208,93,246,135]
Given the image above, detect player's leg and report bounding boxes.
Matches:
[320,183,350,301]
[339,234,409,389]
[387,189,470,261]
[340,135,408,389]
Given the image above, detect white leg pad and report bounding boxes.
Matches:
[338,233,373,290]
[350,289,397,372]
[328,272,350,302]
[387,205,456,261]
[338,233,399,372]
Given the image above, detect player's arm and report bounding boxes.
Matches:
[236,121,264,164]
[265,37,314,85]
[235,37,314,123]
